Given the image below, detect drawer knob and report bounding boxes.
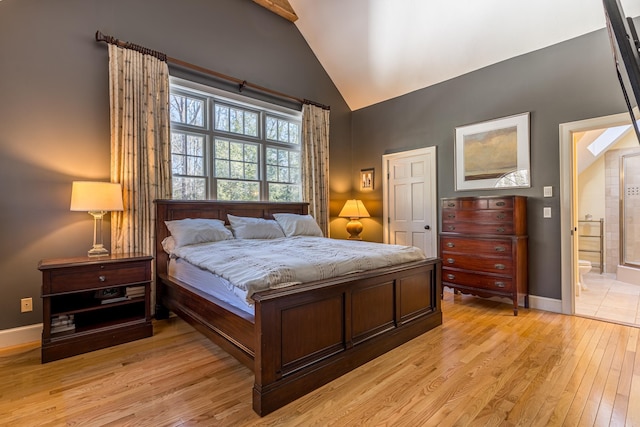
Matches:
[495,264,506,270]
[496,201,506,206]
[447,258,455,264]
[496,227,505,233]
[495,281,506,288]
[447,202,455,207]
[495,246,506,252]
[447,274,455,280]
[98,275,106,282]
[497,214,505,219]
[447,242,455,248]
[448,226,456,231]
[448,214,455,219]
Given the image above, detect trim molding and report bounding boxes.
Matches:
[0,324,42,349]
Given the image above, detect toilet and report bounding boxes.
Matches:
[577,260,592,295]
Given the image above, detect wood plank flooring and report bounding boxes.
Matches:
[2,293,640,426]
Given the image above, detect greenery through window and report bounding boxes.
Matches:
[169,81,302,201]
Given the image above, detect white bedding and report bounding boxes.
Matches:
[171,236,426,304]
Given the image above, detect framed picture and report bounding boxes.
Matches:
[360,168,374,191]
[455,112,530,191]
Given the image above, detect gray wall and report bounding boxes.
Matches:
[0,0,351,330]
[350,29,632,300]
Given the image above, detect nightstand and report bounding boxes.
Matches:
[38,253,153,363]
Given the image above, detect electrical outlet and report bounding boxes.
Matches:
[21,297,33,313]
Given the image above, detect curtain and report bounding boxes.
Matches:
[108,44,172,306]
[301,104,330,235]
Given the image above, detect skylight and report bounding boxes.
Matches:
[587,123,633,156]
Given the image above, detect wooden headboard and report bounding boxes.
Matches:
[154,200,309,277]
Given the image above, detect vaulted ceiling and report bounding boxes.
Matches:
[257,0,640,111]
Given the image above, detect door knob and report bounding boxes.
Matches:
[424,225,430,230]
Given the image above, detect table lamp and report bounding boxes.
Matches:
[70,181,124,257]
[338,199,370,240]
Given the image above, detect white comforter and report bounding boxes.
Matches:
[171,236,426,304]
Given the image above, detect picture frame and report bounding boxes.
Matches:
[360,168,374,191]
[455,112,530,191]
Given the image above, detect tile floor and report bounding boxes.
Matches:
[575,271,640,326]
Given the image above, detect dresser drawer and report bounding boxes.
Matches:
[442,268,514,292]
[441,237,512,255]
[442,253,513,275]
[442,209,514,223]
[46,261,149,294]
[441,221,514,235]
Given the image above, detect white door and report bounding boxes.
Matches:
[383,147,438,258]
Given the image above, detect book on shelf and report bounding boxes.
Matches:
[125,286,145,299]
[51,323,75,334]
[100,296,129,304]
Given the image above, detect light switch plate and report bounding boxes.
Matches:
[543,186,553,197]
[543,207,552,218]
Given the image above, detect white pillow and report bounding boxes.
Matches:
[164,218,234,248]
[273,213,323,237]
[227,214,285,239]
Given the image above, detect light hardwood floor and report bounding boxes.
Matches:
[2,293,640,426]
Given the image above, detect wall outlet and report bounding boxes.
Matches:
[21,297,33,313]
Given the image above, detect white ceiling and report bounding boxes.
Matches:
[289,0,640,111]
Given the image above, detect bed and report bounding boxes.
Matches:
[155,200,442,416]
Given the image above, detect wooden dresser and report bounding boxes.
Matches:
[440,196,528,315]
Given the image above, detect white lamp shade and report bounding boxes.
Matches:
[70,181,124,212]
[338,199,370,219]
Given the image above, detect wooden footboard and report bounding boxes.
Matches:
[252,259,442,415]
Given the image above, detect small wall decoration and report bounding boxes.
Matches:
[360,168,374,191]
[455,112,531,191]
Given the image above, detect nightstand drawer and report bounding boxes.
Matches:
[47,261,149,294]
[442,253,513,275]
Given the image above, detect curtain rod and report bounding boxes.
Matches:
[95,31,330,110]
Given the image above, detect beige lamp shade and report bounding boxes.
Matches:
[339,199,369,240]
[70,181,124,213]
[338,199,370,219]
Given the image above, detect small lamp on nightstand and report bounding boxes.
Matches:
[70,181,124,257]
[339,199,370,240]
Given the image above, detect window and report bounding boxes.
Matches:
[169,79,302,201]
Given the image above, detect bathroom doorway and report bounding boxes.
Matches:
[560,112,640,326]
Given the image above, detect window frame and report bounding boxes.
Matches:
[169,77,303,202]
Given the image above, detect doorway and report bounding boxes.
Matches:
[382,147,438,259]
[560,112,640,326]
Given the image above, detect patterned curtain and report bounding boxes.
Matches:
[301,104,330,236]
[107,44,172,306]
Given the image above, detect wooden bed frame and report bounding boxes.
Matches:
[155,200,442,416]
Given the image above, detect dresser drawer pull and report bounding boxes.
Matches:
[494,246,506,252]
[496,201,506,206]
[447,258,455,264]
[496,214,505,220]
[98,275,106,282]
[495,281,506,288]
[494,264,506,270]
[447,214,456,219]
[496,227,505,233]
[447,274,455,280]
[446,242,455,248]
[447,226,456,231]
[447,202,455,207]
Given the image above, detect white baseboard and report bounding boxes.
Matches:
[443,287,563,314]
[0,324,42,349]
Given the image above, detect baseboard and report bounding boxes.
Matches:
[527,295,562,313]
[0,324,42,349]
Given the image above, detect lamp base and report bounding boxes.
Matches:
[88,244,109,257]
[346,219,364,240]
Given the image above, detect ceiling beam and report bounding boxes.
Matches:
[252,0,298,22]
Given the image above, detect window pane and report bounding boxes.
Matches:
[230,142,244,161]
[269,183,301,202]
[187,157,203,175]
[186,135,203,156]
[278,120,289,142]
[245,163,258,180]
[245,144,258,163]
[215,139,229,159]
[278,167,290,182]
[289,123,300,144]
[217,180,259,201]
[266,147,278,165]
[214,104,229,131]
[172,154,185,175]
[290,152,300,167]
[230,161,244,179]
[245,111,258,137]
[278,150,289,166]
[267,165,278,181]
[173,177,206,200]
[266,117,278,140]
[172,133,186,153]
[215,159,230,178]
[230,108,243,134]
